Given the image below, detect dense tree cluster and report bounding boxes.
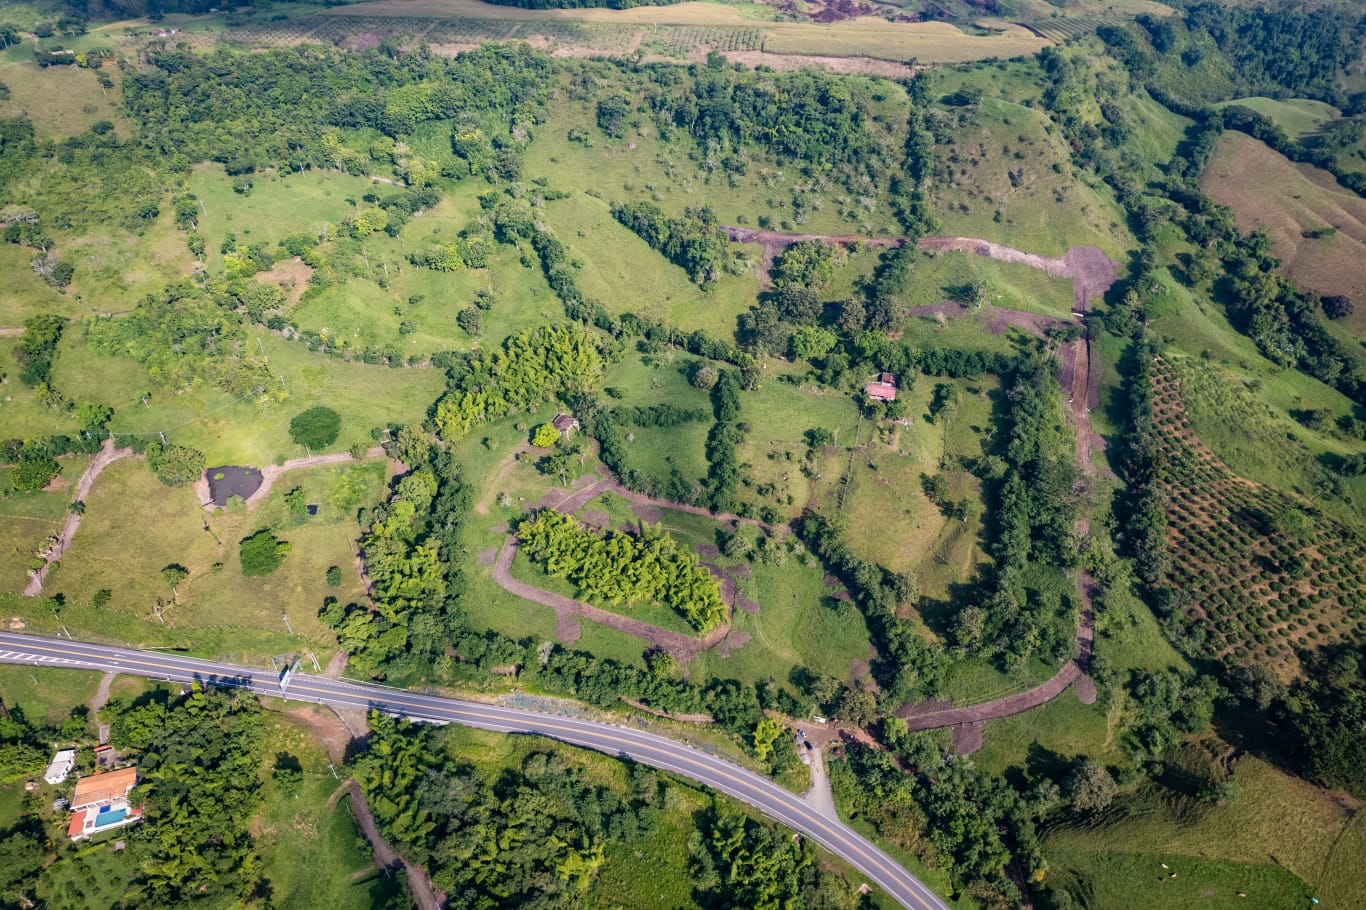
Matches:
[433,324,610,441]
[610,201,732,287]
[143,441,204,488]
[288,405,342,450]
[518,510,727,632]
[11,314,63,388]
[124,44,554,175]
[107,686,267,906]
[239,528,290,577]
[355,714,668,906]
[834,734,1044,906]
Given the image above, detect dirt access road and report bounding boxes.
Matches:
[489,472,755,664]
[24,439,137,597]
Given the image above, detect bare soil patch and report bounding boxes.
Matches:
[256,256,314,306]
[951,721,984,757]
[476,547,499,567]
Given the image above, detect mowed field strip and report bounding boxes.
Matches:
[323,0,1050,62]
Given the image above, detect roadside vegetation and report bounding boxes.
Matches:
[1,0,1365,907]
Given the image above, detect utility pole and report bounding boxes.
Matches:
[282,613,293,635]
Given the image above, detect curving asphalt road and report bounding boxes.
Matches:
[0,631,951,910]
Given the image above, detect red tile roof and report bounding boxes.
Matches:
[865,382,897,402]
[71,767,137,810]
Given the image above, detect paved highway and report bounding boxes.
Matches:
[0,631,951,910]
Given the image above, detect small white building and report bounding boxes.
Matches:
[43,749,76,785]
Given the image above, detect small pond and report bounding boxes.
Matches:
[206,465,263,507]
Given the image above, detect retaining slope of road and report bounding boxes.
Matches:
[0,631,951,910]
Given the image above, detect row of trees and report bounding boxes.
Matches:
[518,510,728,632]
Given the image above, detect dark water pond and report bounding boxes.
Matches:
[206,465,263,507]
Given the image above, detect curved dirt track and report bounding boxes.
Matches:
[893,236,1118,736]
[24,439,137,596]
[491,537,729,663]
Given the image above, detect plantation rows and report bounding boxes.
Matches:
[1025,15,1127,44]
[1151,358,1366,673]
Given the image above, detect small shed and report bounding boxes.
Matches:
[44,749,76,785]
[552,413,580,435]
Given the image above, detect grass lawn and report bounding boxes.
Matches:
[1043,752,1362,907]
[539,192,760,339]
[255,705,392,910]
[53,332,445,466]
[44,457,387,651]
[0,664,101,726]
[0,342,83,437]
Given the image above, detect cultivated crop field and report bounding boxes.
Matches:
[1151,357,1366,676]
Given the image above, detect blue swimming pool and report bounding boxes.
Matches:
[93,808,127,828]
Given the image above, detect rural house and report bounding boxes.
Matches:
[67,766,142,841]
[552,413,581,435]
[865,372,898,403]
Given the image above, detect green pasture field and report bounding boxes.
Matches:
[0,460,88,523]
[839,374,994,585]
[0,663,101,726]
[736,375,862,520]
[971,688,1114,778]
[0,59,127,140]
[904,248,1078,320]
[1213,96,1339,140]
[1043,752,1364,907]
[522,91,911,239]
[1200,132,1366,342]
[539,193,761,340]
[0,455,88,593]
[692,557,875,687]
[44,457,386,649]
[52,331,445,466]
[290,243,558,358]
[189,165,386,273]
[597,350,715,492]
[0,245,90,326]
[61,209,198,312]
[35,836,145,910]
[1,340,85,439]
[928,94,1131,258]
[255,704,395,910]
